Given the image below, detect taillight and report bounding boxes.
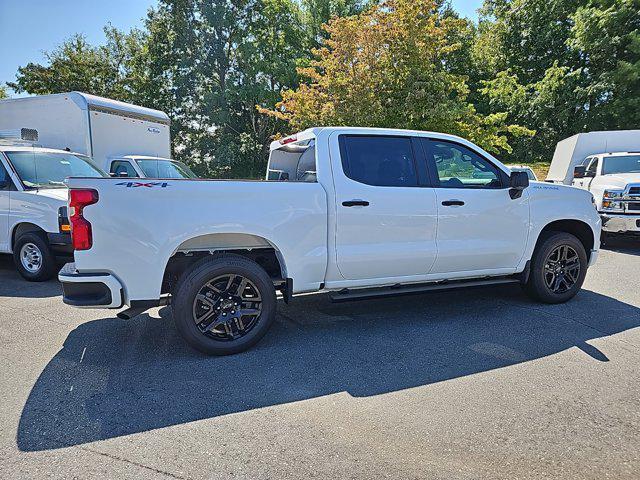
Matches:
[279,135,297,145]
[69,189,98,250]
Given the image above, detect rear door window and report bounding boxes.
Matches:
[339,135,418,187]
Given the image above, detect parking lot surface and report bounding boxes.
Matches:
[1,240,640,479]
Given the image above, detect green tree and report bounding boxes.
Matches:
[0,85,7,99]
[264,0,532,155]
[475,0,640,165]
[8,27,146,102]
[142,0,312,177]
[301,0,370,44]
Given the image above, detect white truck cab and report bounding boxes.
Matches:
[0,131,106,280]
[547,131,640,236]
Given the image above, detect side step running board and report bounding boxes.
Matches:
[329,277,520,303]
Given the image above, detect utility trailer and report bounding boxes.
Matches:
[0,92,194,178]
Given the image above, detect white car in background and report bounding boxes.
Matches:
[507,165,538,181]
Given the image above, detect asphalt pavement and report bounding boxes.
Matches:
[1,238,639,479]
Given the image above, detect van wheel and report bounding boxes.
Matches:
[13,232,58,282]
[525,232,587,304]
[171,254,277,355]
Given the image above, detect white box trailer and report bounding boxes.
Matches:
[0,92,171,175]
[547,130,640,185]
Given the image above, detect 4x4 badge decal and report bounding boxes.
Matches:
[116,182,170,188]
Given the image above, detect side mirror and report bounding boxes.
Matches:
[509,171,529,189]
[0,180,8,190]
[573,165,586,179]
[509,171,529,199]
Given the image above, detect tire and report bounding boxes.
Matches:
[525,231,588,304]
[171,254,277,355]
[13,232,58,282]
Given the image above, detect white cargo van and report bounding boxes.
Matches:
[546,130,640,236]
[0,92,195,179]
[0,129,107,281]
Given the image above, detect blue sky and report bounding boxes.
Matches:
[0,0,483,91]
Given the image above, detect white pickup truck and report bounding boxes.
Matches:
[547,130,640,236]
[60,127,601,355]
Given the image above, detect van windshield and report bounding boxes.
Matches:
[136,159,197,179]
[602,155,640,175]
[6,151,106,189]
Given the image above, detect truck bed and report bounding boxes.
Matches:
[67,177,328,302]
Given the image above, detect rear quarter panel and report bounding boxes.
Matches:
[67,178,328,301]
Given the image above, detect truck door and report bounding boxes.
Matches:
[422,138,529,274]
[331,133,438,280]
[0,159,11,252]
[573,157,597,190]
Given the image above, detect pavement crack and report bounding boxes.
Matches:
[78,445,190,479]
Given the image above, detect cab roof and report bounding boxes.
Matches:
[269,126,478,151]
[0,145,87,156]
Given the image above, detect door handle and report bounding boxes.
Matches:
[441,199,465,207]
[342,199,370,207]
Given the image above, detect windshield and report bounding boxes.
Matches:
[136,159,197,179]
[602,155,640,175]
[6,151,106,189]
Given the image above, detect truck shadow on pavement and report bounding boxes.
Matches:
[17,286,640,451]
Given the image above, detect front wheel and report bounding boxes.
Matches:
[13,232,58,282]
[171,254,277,355]
[524,232,588,304]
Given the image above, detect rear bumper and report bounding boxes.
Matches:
[58,262,124,309]
[601,214,640,234]
[47,232,74,256]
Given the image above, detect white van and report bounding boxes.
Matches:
[0,129,106,280]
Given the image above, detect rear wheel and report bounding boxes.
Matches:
[525,232,587,304]
[13,232,57,282]
[171,254,277,355]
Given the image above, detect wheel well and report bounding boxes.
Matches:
[161,247,285,295]
[536,220,595,260]
[11,223,46,251]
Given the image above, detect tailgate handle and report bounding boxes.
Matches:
[342,199,370,207]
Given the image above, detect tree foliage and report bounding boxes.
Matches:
[476,0,640,163]
[8,27,145,102]
[264,0,532,154]
[6,0,640,175]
